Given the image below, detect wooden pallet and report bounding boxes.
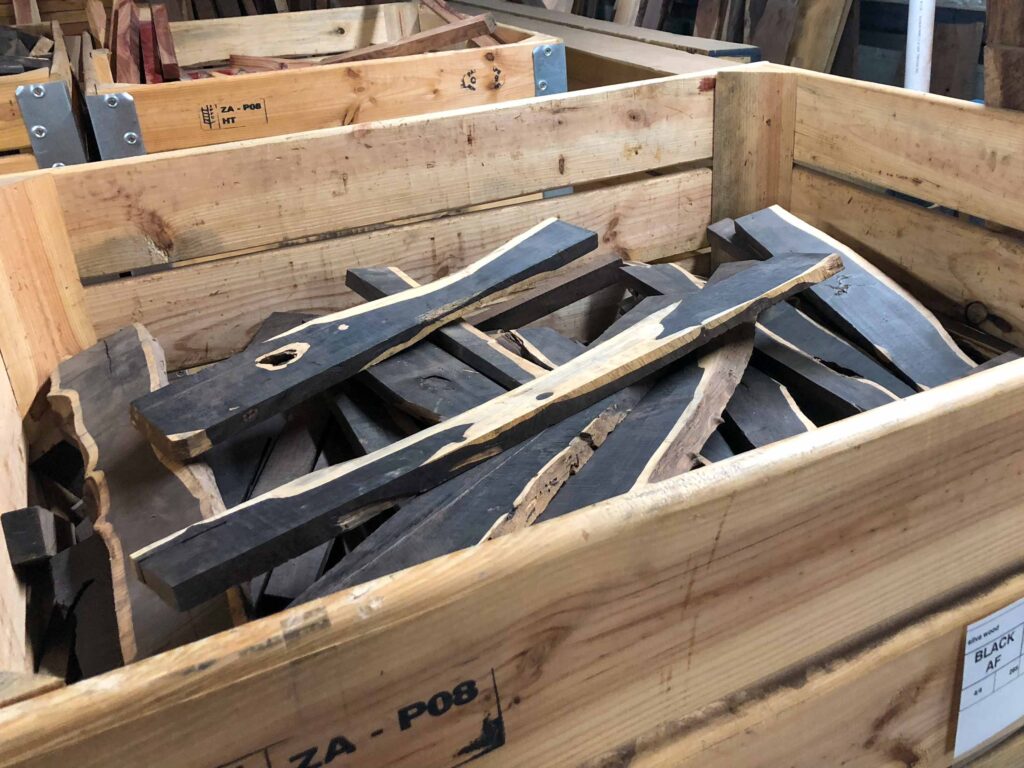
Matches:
[0,62,1023,767]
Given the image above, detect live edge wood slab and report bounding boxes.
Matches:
[133,252,842,610]
[131,219,597,461]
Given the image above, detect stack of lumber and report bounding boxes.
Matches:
[0,22,55,73]
[985,0,1024,110]
[6,201,1015,683]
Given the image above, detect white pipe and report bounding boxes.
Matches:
[904,0,937,92]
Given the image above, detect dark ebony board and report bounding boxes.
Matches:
[733,205,975,389]
[48,326,239,661]
[468,255,624,332]
[723,366,813,450]
[1,507,59,567]
[133,252,842,610]
[698,429,734,464]
[346,267,545,389]
[325,384,407,456]
[132,219,599,459]
[296,333,641,605]
[540,326,752,521]
[503,327,587,368]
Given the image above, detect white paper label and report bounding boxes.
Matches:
[956,595,1024,758]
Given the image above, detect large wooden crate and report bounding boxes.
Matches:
[0,21,76,173]
[1,61,1024,766]
[84,3,570,155]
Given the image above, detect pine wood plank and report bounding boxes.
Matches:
[64,73,710,271]
[749,0,797,64]
[420,0,502,47]
[167,4,420,65]
[735,205,975,389]
[793,70,1024,232]
[790,166,1024,350]
[133,252,841,609]
[132,219,598,459]
[85,0,106,45]
[0,364,29,674]
[787,0,851,71]
[712,67,795,221]
[346,267,545,388]
[0,176,96,417]
[320,14,495,64]
[83,170,710,372]
[0,671,62,707]
[48,325,240,662]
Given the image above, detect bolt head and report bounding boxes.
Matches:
[31,125,46,138]
[51,162,66,168]
[123,131,139,145]
[538,79,548,92]
[965,301,989,326]
[105,94,119,108]
[30,84,45,98]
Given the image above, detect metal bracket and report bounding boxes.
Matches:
[15,82,88,168]
[532,43,572,200]
[86,92,147,160]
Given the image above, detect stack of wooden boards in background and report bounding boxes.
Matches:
[0,22,54,73]
[985,0,1023,110]
[6,203,1018,685]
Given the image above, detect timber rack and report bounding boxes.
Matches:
[3,61,1024,767]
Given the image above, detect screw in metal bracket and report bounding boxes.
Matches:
[51,162,65,168]
[123,131,139,145]
[105,94,119,108]
[31,125,46,139]
[537,80,548,92]
[543,45,552,57]
[30,84,45,98]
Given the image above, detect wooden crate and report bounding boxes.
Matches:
[83,3,570,155]
[0,20,75,173]
[1,61,1024,767]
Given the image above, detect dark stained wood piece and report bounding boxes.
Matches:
[734,206,976,389]
[139,19,162,83]
[133,252,842,610]
[468,255,623,332]
[132,219,599,460]
[346,266,545,388]
[724,365,813,449]
[502,327,584,368]
[2,507,59,567]
[320,15,497,64]
[325,384,407,456]
[697,428,734,464]
[113,0,141,84]
[49,325,239,662]
[420,0,504,47]
[213,0,242,16]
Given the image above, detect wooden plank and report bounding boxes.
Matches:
[539,327,752,519]
[503,327,582,368]
[985,44,1024,111]
[12,0,40,24]
[101,39,543,152]
[931,19,983,100]
[711,67,795,221]
[132,252,841,609]
[787,0,851,71]
[150,2,178,80]
[793,70,1024,232]
[452,2,725,76]
[693,0,723,38]
[300,338,646,603]
[131,219,598,459]
[455,0,760,59]
[167,4,419,65]
[725,365,813,448]
[326,384,407,456]
[10,323,1024,767]
[0,153,38,174]
[987,0,1024,48]
[85,0,106,43]
[790,166,1024,350]
[346,267,545,388]
[419,0,501,48]
[320,15,496,64]
[735,205,975,389]
[79,172,712,374]
[0,507,58,567]
[213,0,241,16]
[113,0,139,83]
[0,176,96,417]
[0,672,62,707]
[138,18,161,83]
[63,75,711,269]
[749,0,797,64]
[48,325,240,662]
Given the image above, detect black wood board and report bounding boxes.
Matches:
[346,266,544,389]
[502,327,586,368]
[132,219,599,459]
[2,507,59,567]
[733,205,975,389]
[325,383,407,456]
[133,252,841,610]
[723,366,813,450]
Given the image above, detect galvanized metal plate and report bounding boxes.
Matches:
[86,92,147,160]
[532,42,568,97]
[15,82,87,168]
